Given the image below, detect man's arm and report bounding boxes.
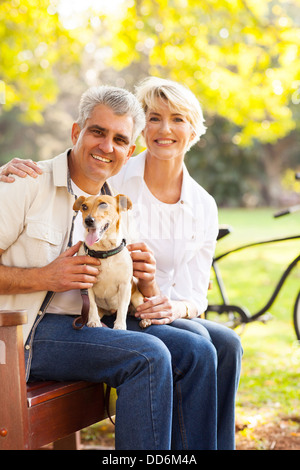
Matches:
[0,242,101,295]
[127,242,160,298]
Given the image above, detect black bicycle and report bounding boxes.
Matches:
[205,173,300,340]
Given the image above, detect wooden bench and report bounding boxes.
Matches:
[0,310,115,450]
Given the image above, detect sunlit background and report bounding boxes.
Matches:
[1,0,300,207]
[1,0,300,449]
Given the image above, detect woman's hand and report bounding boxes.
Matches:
[127,242,159,298]
[0,158,42,182]
[135,295,183,325]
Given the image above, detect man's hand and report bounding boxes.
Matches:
[127,242,160,298]
[40,241,101,292]
[0,241,101,294]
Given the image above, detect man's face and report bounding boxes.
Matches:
[70,104,136,193]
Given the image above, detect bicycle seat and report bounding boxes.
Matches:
[217,225,232,240]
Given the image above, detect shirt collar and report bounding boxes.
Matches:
[123,149,195,208]
[180,164,196,209]
[52,149,70,189]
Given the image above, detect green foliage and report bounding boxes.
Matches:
[0,0,81,124]
[185,116,264,206]
[105,0,300,146]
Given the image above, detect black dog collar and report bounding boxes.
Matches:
[83,239,126,259]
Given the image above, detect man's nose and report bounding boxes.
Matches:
[98,136,113,154]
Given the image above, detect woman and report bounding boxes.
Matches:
[0,77,242,449]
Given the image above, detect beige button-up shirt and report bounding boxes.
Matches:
[0,150,75,343]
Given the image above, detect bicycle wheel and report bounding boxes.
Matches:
[205,304,248,330]
[293,291,300,340]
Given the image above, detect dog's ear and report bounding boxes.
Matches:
[116,194,132,212]
[73,196,86,211]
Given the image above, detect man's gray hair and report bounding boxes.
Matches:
[77,86,146,143]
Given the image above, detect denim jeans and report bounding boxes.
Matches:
[170,317,243,450]
[29,313,241,450]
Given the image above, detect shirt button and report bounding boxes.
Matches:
[25,345,30,350]
[180,200,184,204]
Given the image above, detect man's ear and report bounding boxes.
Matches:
[124,144,136,164]
[71,122,82,145]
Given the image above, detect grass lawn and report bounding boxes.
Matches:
[212,208,300,450]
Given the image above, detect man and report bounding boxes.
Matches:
[0,86,174,450]
[0,86,221,450]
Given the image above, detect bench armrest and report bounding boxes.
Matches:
[0,310,28,327]
[0,310,29,449]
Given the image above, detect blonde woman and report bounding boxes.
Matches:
[1,78,242,449]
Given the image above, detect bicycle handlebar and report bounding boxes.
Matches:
[274,204,300,218]
[274,209,290,218]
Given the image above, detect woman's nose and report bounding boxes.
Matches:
[160,119,171,132]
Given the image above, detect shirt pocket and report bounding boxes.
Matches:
[25,221,64,266]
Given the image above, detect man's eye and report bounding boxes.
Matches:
[81,204,88,211]
[115,138,128,146]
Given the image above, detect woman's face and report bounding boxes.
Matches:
[143,98,195,162]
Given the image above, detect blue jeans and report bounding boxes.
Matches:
[29,314,240,450]
[170,318,243,450]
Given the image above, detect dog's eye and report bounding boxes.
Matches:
[81,204,88,211]
[98,202,108,209]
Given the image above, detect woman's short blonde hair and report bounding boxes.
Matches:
[135,76,206,150]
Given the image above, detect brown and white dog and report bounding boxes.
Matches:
[73,194,151,330]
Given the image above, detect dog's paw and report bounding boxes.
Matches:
[87,320,102,328]
[139,319,152,329]
[113,323,127,330]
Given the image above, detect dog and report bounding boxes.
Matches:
[73,194,151,330]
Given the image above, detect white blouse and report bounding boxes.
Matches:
[109,150,218,315]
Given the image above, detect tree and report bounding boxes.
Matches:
[0,0,81,124]
[103,0,300,147]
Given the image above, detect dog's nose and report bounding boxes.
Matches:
[85,215,95,227]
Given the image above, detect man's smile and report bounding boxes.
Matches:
[91,154,112,163]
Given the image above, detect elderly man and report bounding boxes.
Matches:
[0,86,221,450]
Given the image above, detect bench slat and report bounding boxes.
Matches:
[26,381,97,407]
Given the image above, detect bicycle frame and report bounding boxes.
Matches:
[206,234,300,325]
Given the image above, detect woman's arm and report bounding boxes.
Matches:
[0,158,42,182]
[135,296,198,325]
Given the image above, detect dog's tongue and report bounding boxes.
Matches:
[86,229,99,246]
